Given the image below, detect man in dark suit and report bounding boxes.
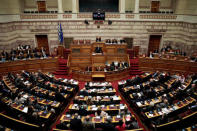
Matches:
[56,121,69,130]
[70,113,82,131]
[95,46,103,53]
[101,118,116,131]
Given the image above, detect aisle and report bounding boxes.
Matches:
[51,78,147,130]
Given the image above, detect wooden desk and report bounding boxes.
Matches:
[68,104,126,112]
[69,42,129,75]
[72,69,130,82]
[145,97,196,119]
[92,74,105,78]
[60,115,131,124]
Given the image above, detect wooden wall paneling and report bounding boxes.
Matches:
[139,57,197,73]
[0,58,58,76]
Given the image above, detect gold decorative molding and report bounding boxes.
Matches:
[20,14,58,19]
[63,14,72,19]
[140,15,177,19]
[77,14,92,18]
[126,14,135,19]
[30,29,50,32]
[106,14,120,18]
[147,29,167,32]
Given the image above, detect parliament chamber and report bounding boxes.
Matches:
[0,0,197,131]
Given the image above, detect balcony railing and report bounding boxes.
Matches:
[0,13,196,23]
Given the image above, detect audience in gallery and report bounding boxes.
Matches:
[96,37,101,42]
[105,39,126,44]
[147,44,197,62]
[0,44,52,62]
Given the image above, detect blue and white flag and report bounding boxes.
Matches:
[58,23,63,44]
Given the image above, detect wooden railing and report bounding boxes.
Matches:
[138,57,197,73]
[0,57,58,76]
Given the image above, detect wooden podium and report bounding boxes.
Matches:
[69,42,130,81]
[58,45,64,57]
[92,72,105,81]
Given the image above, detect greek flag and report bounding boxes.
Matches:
[58,23,63,44]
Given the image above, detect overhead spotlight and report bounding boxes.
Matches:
[84,20,89,25]
[108,20,112,25]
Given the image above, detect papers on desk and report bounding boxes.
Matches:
[66,114,71,117]
[23,94,28,99]
[117,115,121,118]
[92,107,98,110]
[101,105,105,107]
[158,111,163,115]
[148,113,153,117]
[173,106,178,110]
[137,93,142,97]
[162,108,170,114]
[96,116,100,119]
[63,79,68,82]
[113,96,119,100]
[24,81,29,85]
[120,105,125,110]
[136,102,142,106]
[22,107,28,113]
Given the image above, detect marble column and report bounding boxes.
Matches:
[58,0,63,13]
[134,0,139,13]
[119,0,125,13]
[72,0,78,13]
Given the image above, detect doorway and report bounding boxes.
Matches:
[64,37,73,49]
[37,1,46,13]
[148,35,162,55]
[124,37,133,49]
[151,1,160,13]
[36,35,49,54]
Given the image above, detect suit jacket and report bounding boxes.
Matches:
[70,118,82,131]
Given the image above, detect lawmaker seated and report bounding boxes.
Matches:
[105,61,129,71]
[96,37,101,42]
[0,45,50,62]
[105,39,120,44]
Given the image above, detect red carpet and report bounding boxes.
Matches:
[53,58,69,76]
[129,58,143,75]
